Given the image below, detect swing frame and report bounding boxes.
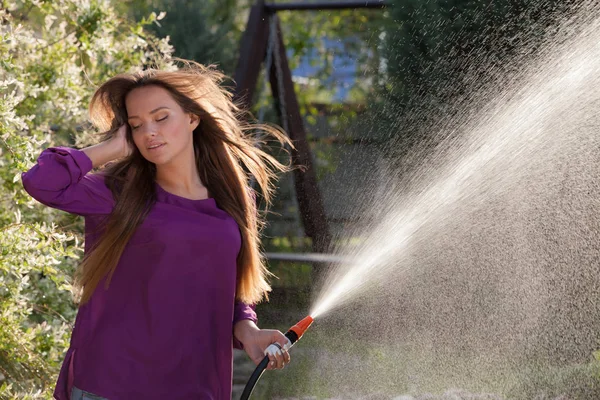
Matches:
[233,0,389,259]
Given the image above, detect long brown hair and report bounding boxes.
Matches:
[76,60,290,305]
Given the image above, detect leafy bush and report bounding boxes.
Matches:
[0,1,172,397]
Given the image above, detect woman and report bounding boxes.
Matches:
[22,61,291,400]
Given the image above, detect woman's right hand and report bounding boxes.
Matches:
[83,125,133,168]
[113,124,132,159]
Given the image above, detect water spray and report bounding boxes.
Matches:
[240,315,314,400]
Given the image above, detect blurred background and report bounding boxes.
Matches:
[1,0,598,399]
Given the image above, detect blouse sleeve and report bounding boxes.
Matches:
[233,301,258,350]
[21,147,114,216]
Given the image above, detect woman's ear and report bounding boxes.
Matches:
[190,114,200,131]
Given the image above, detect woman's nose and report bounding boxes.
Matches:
[140,123,157,137]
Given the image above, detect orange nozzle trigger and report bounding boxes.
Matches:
[289,315,314,340]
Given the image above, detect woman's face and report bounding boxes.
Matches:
[126,85,199,166]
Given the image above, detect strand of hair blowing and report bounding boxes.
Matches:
[75,61,290,306]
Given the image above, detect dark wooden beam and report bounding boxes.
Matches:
[268,18,332,255]
[264,0,388,11]
[233,0,271,108]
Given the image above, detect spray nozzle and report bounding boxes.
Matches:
[281,315,314,348]
[288,315,313,341]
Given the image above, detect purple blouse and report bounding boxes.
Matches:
[22,147,257,400]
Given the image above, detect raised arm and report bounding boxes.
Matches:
[81,125,130,168]
[22,126,130,216]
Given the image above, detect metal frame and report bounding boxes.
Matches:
[234,0,388,261]
[265,252,353,264]
[264,1,388,12]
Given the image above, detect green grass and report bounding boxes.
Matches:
[246,309,600,399]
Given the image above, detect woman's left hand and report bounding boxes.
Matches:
[234,320,291,370]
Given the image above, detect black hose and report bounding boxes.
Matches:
[239,355,269,400]
[240,330,299,400]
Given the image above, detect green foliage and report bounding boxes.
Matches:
[378,0,578,161]
[275,6,387,133]
[277,7,386,88]
[114,0,253,75]
[0,0,173,396]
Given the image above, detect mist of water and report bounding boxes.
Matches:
[311,2,600,320]
[301,1,600,397]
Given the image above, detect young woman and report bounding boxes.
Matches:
[22,61,292,400]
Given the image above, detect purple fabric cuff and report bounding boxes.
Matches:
[49,146,94,176]
[233,302,258,350]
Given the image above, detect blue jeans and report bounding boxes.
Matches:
[71,386,108,400]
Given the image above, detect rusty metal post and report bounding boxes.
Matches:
[267,18,332,257]
[233,1,333,283]
[233,0,270,109]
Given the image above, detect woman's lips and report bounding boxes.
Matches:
[148,143,166,151]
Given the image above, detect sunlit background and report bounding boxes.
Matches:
[2,0,600,399]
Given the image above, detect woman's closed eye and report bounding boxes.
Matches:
[130,116,168,130]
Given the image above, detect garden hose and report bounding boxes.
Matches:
[240,316,314,400]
